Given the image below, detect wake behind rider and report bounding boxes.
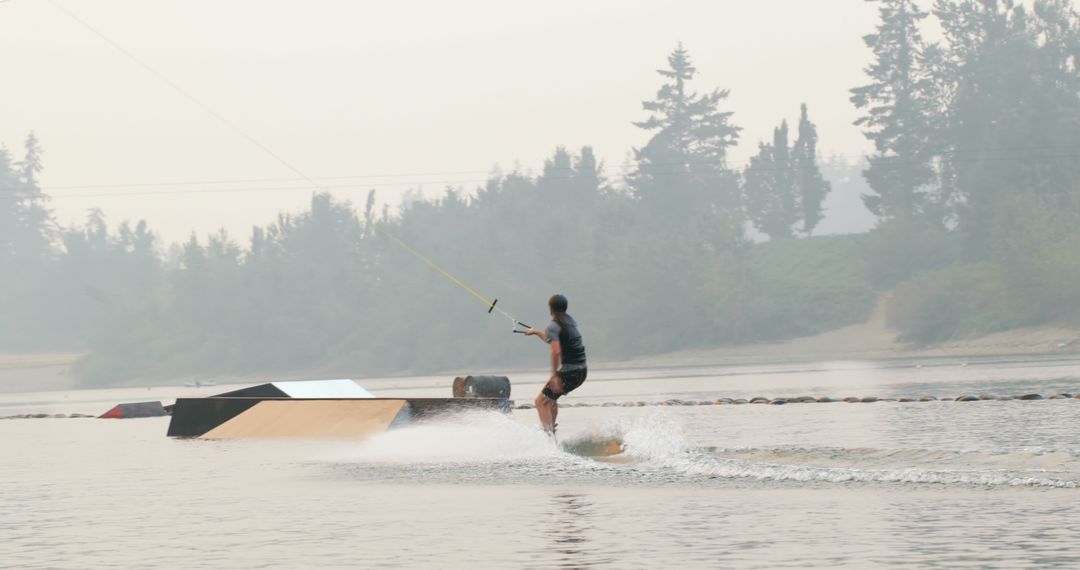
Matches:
[525,294,587,436]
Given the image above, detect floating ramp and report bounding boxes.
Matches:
[201,399,407,439]
[167,397,508,438]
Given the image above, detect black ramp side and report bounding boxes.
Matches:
[167,397,264,437]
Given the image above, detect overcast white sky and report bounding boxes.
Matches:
[1,0,880,243]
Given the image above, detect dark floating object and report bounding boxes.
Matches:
[2,413,96,420]
[1016,394,1045,400]
[955,395,979,402]
[99,401,168,419]
[452,375,511,399]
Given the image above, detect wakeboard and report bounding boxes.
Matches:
[559,435,627,460]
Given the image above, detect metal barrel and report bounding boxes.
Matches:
[461,375,511,399]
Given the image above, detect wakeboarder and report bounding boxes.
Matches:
[524,294,587,438]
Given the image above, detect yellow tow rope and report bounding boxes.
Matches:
[375,224,528,331]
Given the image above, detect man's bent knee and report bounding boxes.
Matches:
[547,384,573,401]
[541,377,564,401]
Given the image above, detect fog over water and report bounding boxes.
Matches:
[1,0,878,242]
[6,2,1080,567]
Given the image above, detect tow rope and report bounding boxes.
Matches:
[375,224,531,334]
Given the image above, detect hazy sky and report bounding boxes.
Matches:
[1,0,880,243]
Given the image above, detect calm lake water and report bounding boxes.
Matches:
[3,355,1080,569]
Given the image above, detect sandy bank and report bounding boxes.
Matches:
[3,298,1079,393]
[615,297,1080,369]
[0,352,85,393]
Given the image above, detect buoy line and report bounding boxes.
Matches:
[513,392,1080,409]
[6,392,1078,418]
[0,413,97,420]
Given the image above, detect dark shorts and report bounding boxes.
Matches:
[543,367,587,401]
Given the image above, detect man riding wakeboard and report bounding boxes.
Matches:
[524,294,587,438]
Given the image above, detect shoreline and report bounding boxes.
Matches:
[611,324,1080,371]
[3,320,1079,394]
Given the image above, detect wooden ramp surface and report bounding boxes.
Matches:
[201,399,407,439]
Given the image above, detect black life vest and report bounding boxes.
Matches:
[556,314,587,366]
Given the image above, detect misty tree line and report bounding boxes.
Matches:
[852,0,1080,339]
[3,0,1080,384]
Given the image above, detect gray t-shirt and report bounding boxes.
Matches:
[545,314,587,371]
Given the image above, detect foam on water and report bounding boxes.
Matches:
[343,411,563,463]
[646,450,1080,488]
[326,411,1080,489]
[611,417,1080,488]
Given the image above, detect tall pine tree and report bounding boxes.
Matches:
[934,0,1080,254]
[744,105,831,239]
[631,44,742,238]
[745,121,797,239]
[793,104,831,235]
[851,0,939,223]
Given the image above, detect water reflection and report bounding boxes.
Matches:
[542,493,610,569]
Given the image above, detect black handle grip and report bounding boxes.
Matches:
[488,298,498,314]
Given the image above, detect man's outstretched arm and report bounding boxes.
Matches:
[525,327,549,342]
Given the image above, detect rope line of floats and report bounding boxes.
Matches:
[514,392,1080,409]
[5,392,1078,419]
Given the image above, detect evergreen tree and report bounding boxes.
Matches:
[792,104,831,235]
[0,133,54,262]
[18,132,43,187]
[933,0,1080,254]
[744,105,831,239]
[0,148,19,260]
[631,44,742,236]
[538,146,603,209]
[744,121,797,239]
[851,0,939,222]
[0,135,62,350]
[573,146,602,199]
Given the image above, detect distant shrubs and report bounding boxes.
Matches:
[887,263,1027,344]
[993,191,1080,325]
[862,219,959,289]
[741,235,877,340]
